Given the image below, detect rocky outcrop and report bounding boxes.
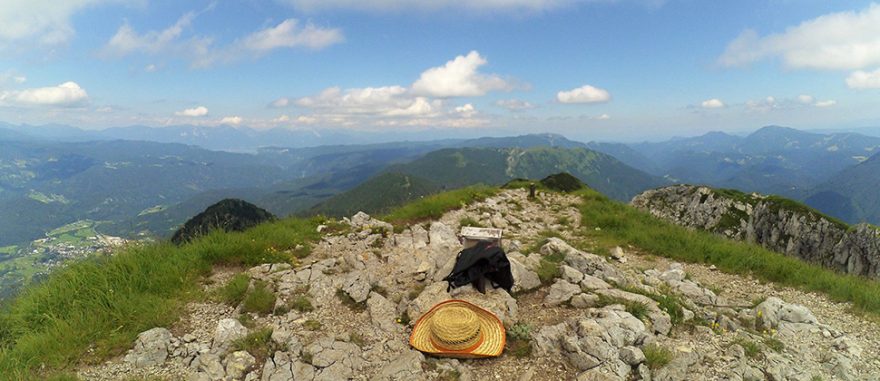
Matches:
[84,189,879,381]
[632,185,880,278]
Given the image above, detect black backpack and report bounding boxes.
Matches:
[443,241,514,293]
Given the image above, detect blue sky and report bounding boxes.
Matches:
[1,0,880,141]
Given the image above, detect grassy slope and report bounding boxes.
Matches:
[310,172,441,217]
[0,218,324,379]
[389,147,664,202]
[0,185,495,379]
[577,188,880,314]
[382,185,498,228]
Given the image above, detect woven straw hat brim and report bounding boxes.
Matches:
[409,299,505,358]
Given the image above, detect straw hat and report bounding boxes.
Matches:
[409,299,505,358]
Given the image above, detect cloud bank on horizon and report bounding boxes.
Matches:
[0,0,878,140]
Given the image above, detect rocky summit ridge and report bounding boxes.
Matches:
[632,185,880,279]
[80,189,880,381]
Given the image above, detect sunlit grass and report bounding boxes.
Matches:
[0,217,323,379]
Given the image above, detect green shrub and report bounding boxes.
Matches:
[242,281,276,315]
[535,260,561,284]
[643,344,673,370]
[596,295,649,321]
[735,338,762,359]
[349,332,366,348]
[655,293,684,325]
[231,327,277,362]
[458,216,485,228]
[507,323,532,341]
[217,273,250,306]
[238,313,256,329]
[764,337,785,353]
[397,311,411,326]
[289,295,314,313]
[303,320,321,331]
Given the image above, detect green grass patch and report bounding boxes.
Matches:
[289,295,314,313]
[242,281,276,315]
[349,332,366,348]
[596,295,649,320]
[238,313,256,329]
[655,293,685,325]
[643,343,673,370]
[734,338,762,359]
[382,185,497,229]
[0,216,323,378]
[303,319,322,331]
[535,260,561,285]
[216,273,250,306]
[525,229,563,256]
[763,337,785,353]
[576,189,880,315]
[458,216,485,228]
[231,327,278,363]
[397,311,411,326]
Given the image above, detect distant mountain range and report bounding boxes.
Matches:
[3,121,880,251]
[589,126,880,202]
[805,153,880,224]
[0,122,555,153]
[311,146,665,217]
[0,132,611,246]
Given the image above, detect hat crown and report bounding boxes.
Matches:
[430,306,481,350]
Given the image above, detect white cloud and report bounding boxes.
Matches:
[814,99,837,108]
[295,115,319,125]
[239,19,343,52]
[144,64,158,73]
[96,106,113,112]
[272,114,291,123]
[495,99,535,111]
[556,85,611,104]
[718,4,880,70]
[700,98,725,109]
[0,81,89,107]
[745,96,779,112]
[0,71,26,84]
[455,103,477,118]
[286,52,516,129]
[846,68,880,89]
[296,86,440,117]
[270,97,290,108]
[744,95,835,111]
[175,106,208,117]
[220,116,243,125]
[594,113,611,120]
[411,51,511,97]
[102,13,342,67]
[797,94,814,104]
[104,12,197,57]
[0,0,135,48]
[280,0,578,12]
